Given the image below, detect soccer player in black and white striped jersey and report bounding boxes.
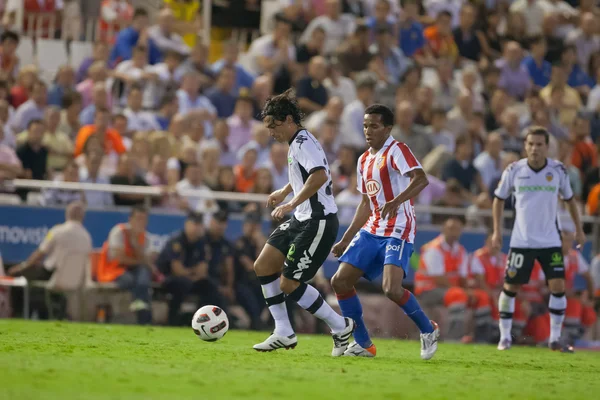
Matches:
[252,90,355,355]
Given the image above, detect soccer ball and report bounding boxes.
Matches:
[191,305,229,342]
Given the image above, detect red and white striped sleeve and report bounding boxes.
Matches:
[390,142,422,175]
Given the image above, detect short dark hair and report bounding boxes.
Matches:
[364,104,394,127]
[437,10,453,19]
[28,118,44,129]
[62,91,82,108]
[130,205,149,217]
[0,30,19,44]
[528,35,545,47]
[525,126,550,144]
[95,107,110,116]
[133,45,148,54]
[133,8,149,19]
[260,89,304,126]
[455,134,472,148]
[159,93,177,109]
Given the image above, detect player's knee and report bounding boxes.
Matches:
[279,277,300,295]
[330,272,351,295]
[548,278,565,294]
[382,281,404,302]
[503,283,520,293]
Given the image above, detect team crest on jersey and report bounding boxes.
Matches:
[377,156,386,169]
[546,172,553,182]
[366,179,381,196]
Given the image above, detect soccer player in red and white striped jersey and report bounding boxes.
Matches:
[331,104,439,359]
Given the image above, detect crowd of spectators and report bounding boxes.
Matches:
[1,0,600,227]
[2,1,600,329]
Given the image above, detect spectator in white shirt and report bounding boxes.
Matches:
[323,59,357,104]
[252,125,271,167]
[112,45,154,107]
[340,72,377,149]
[123,86,160,132]
[336,171,362,224]
[264,142,288,191]
[305,96,344,134]
[144,51,185,109]
[423,0,464,28]
[247,15,296,76]
[175,162,216,214]
[147,8,191,56]
[587,67,600,113]
[176,71,217,138]
[566,12,600,75]
[510,0,546,36]
[300,0,356,55]
[426,109,455,153]
[473,131,504,189]
[80,149,114,208]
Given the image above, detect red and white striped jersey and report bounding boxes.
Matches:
[357,136,422,242]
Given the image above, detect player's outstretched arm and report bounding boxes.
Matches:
[332,194,371,257]
[272,170,328,220]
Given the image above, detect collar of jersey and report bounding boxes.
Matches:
[527,158,548,173]
[289,128,305,145]
[370,136,395,155]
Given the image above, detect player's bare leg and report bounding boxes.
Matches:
[253,244,297,352]
[281,276,355,356]
[547,278,573,353]
[331,263,376,357]
[382,264,439,360]
[497,283,520,350]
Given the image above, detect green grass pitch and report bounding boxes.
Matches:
[1,320,599,400]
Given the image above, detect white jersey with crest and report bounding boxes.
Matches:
[288,129,338,221]
[494,158,573,249]
[357,136,422,242]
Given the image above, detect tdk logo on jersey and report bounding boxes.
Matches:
[366,179,381,196]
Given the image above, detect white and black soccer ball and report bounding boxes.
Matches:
[191,305,229,342]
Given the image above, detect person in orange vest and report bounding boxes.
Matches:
[469,233,530,342]
[416,217,493,342]
[97,205,155,324]
[558,231,596,344]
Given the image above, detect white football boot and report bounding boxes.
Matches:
[331,317,356,357]
[253,333,298,352]
[420,320,440,360]
[343,341,376,357]
[497,338,512,351]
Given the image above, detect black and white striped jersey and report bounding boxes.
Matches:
[287,129,337,221]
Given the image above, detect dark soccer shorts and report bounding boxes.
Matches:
[267,214,339,282]
[505,247,565,284]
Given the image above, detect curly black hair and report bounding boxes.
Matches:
[364,104,394,127]
[260,88,304,127]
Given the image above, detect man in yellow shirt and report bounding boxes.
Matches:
[17,106,74,172]
[540,63,582,127]
[163,0,201,48]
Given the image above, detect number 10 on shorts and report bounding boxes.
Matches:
[509,252,524,268]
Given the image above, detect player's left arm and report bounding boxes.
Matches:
[379,144,428,219]
[560,164,586,248]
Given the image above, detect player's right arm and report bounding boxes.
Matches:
[267,183,292,207]
[491,164,514,250]
[332,194,371,257]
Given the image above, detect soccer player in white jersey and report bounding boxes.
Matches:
[330,104,440,359]
[253,90,355,355]
[492,126,586,352]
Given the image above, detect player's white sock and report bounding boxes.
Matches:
[548,292,567,343]
[259,274,294,337]
[289,282,346,333]
[498,289,516,341]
